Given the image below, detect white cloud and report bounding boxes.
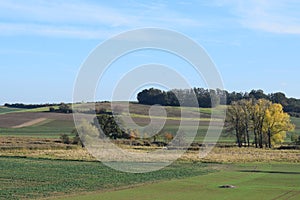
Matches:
[0,1,135,27]
[0,22,116,39]
[0,0,201,38]
[218,0,300,34]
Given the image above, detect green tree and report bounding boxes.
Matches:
[253,99,271,148]
[227,101,245,147]
[239,99,253,147]
[59,103,72,113]
[71,128,83,146]
[95,114,125,139]
[60,134,70,144]
[291,133,299,144]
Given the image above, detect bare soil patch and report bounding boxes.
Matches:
[12,117,47,128]
[0,112,73,128]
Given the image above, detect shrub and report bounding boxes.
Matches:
[49,107,55,112]
[291,133,300,144]
[60,134,70,144]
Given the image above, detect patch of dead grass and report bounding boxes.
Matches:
[1,136,299,163]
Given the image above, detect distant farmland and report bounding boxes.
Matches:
[0,102,299,143]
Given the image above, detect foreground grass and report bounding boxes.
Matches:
[58,163,300,200]
[0,157,214,200]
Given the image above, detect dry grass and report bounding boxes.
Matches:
[0,148,94,161]
[1,137,299,163]
[181,147,300,163]
[0,136,76,150]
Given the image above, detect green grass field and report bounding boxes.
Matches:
[0,107,27,114]
[0,157,213,200]
[0,106,58,114]
[0,119,75,138]
[59,163,300,200]
[1,157,296,200]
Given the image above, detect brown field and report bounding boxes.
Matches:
[0,102,217,129]
[0,112,73,128]
[130,116,218,126]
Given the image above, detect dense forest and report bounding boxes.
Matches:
[137,88,300,116]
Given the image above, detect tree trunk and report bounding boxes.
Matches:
[243,131,247,147]
[254,129,258,148]
[259,131,263,148]
[246,129,250,147]
[268,129,272,148]
[236,128,241,147]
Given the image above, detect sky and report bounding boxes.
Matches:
[1,0,300,104]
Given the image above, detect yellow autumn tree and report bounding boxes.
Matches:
[227,98,295,149]
[263,103,295,148]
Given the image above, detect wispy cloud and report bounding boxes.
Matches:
[217,0,300,34]
[0,22,116,39]
[0,0,201,39]
[0,1,136,27]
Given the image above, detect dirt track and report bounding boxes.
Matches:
[0,112,74,128]
[12,118,47,128]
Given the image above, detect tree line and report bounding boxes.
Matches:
[4,102,72,113]
[227,99,295,148]
[137,88,300,116]
[4,103,60,109]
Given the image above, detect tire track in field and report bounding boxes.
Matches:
[284,190,300,200]
[12,118,47,128]
[271,190,300,200]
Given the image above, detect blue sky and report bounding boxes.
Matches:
[1,0,300,104]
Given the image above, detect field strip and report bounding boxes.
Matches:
[128,113,223,121]
[12,118,48,128]
[31,118,54,127]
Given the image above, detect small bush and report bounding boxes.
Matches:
[291,133,300,145]
[49,107,55,112]
[60,134,70,144]
[71,129,83,147]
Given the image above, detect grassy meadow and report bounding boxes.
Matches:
[59,163,300,200]
[2,156,299,200]
[0,119,75,138]
[0,157,213,200]
[0,107,26,114]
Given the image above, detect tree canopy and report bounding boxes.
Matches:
[227,99,295,148]
[137,88,300,116]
